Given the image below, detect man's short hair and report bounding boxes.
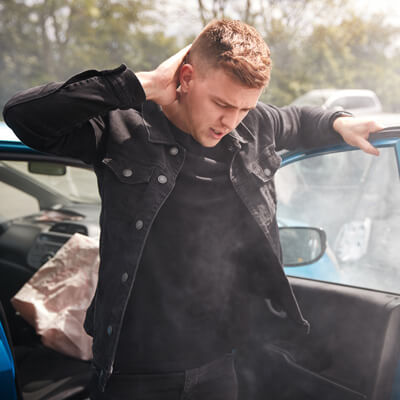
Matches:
[188,19,272,89]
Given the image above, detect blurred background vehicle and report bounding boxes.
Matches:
[291,88,383,115]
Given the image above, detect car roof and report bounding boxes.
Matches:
[307,88,377,99]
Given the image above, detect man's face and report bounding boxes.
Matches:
[180,66,263,147]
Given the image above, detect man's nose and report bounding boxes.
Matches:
[221,109,240,132]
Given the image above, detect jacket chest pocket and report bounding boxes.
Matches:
[248,144,282,184]
[101,157,154,216]
[247,145,282,222]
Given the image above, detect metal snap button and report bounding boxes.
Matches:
[158,175,168,184]
[135,220,144,230]
[122,168,133,177]
[263,168,271,176]
[107,325,113,336]
[169,146,179,156]
[121,272,128,283]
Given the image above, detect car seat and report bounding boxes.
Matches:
[0,301,92,400]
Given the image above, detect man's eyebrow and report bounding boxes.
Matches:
[211,96,255,111]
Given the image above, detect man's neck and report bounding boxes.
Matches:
[162,101,191,136]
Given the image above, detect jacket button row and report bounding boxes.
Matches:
[169,147,179,156]
[136,220,144,230]
[158,175,168,184]
[122,168,133,177]
[107,325,113,336]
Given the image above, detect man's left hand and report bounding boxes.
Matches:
[333,116,385,156]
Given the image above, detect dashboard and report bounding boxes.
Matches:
[0,206,100,271]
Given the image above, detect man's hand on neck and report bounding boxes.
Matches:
[136,45,191,107]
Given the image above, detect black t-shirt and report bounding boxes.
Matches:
[114,121,268,373]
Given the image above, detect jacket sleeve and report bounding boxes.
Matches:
[253,103,347,151]
[2,64,146,164]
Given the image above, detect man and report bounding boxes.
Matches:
[3,19,383,399]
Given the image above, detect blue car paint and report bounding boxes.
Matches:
[284,252,340,282]
[280,136,400,168]
[392,362,400,400]
[279,217,341,282]
[0,321,17,400]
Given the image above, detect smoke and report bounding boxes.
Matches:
[275,146,400,293]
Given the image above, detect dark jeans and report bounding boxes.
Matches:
[90,353,238,400]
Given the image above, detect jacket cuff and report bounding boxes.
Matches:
[102,64,146,109]
[329,111,354,133]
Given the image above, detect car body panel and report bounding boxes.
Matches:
[0,320,17,400]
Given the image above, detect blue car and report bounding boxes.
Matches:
[1,120,400,399]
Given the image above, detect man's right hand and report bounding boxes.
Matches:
[136,45,191,106]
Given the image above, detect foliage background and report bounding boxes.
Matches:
[0,0,399,115]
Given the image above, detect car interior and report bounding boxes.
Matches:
[0,156,98,399]
[0,300,92,400]
[236,277,400,400]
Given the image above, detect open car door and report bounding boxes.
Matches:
[0,302,18,400]
[237,127,400,400]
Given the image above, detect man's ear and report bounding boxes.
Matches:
[179,64,194,93]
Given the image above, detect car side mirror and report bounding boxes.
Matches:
[279,227,327,266]
[28,161,66,176]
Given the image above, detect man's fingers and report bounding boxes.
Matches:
[368,120,385,133]
[172,45,192,80]
[162,44,192,70]
[178,44,192,62]
[359,120,384,155]
[356,137,380,156]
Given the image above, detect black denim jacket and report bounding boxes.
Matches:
[3,64,344,390]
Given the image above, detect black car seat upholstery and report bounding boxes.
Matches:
[0,301,92,400]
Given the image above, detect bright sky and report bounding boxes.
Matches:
[362,0,400,24]
[167,0,400,40]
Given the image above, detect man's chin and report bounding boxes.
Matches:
[191,133,219,148]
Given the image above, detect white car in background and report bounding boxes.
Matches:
[292,88,383,115]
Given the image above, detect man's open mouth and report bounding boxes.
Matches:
[211,128,224,137]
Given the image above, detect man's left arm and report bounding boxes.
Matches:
[267,104,384,154]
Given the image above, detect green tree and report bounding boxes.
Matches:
[0,0,179,114]
[192,0,400,111]
[289,14,400,111]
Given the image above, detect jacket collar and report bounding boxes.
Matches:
[142,101,177,145]
[142,100,255,147]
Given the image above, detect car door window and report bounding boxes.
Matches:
[276,146,400,293]
[0,181,39,220]
[1,161,100,203]
[329,97,347,109]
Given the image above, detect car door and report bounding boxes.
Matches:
[237,127,400,400]
[0,306,18,400]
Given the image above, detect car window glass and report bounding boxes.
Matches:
[329,97,348,108]
[330,96,375,109]
[276,147,400,294]
[0,181,39,220]
[353,96,375,108]
[2,161,100,204]
[291,93,327,107]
